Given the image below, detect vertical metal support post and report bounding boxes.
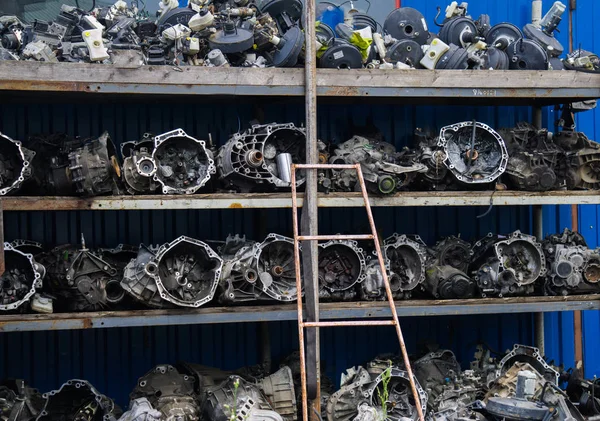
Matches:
[532,106,544,354]
[0,200,4,276]
[533,204,545,355]
[259,322,272,373]
[302,0,321,419]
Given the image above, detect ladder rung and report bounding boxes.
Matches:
[302,320,396,328]
[297,234,374,241]
[293,164,359,170]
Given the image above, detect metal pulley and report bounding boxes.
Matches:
[319,39,363,69]
[485,23,523,50]
[383,7,429,45]
[272,25,304,67]
[438,17,480,48]
[209,21,254,54]
[386,39,424,68]
[507,38,548,70]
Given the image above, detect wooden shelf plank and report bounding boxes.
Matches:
[2,191,600,211]
[0,62,598,103]
[0,296,598,332]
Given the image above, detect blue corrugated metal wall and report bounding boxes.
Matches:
[1,0,599,406]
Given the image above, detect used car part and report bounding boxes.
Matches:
[318,239,366,295]
[203,375,284,421]
[219,235,263,303]
[147,236,223,308]
[0,242,45,311]
[319,39,363,69]
[501,123,559,191]
[152,129,216,195]
[383,7,429,45]
[329,136,426,194]
[0,379,44,421]
[37,380,121,421]
[384,234,428,294]
[217,123,306,192]
[473,231,546,298]
[522,2,565,57]
[122,135,159,195]
[0,132,35,196]
[130,365,199,421]
[10,239,44,257]
[495,344,559,385]
[256,234,300,302]
[40,237,123,312]
[121,245,169,309]
[506,38,549,70]
[68,132,122,197]
[326,364,428,421]
[438,121,508,185]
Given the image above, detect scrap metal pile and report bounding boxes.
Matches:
[325,343,600,421]
[0,0,598,72]
[316,1,599,72]
[1,120,599,197]
[0,0,305,68]
[2,228,600,314]
[0,362,299,421]
[2,343,600,421]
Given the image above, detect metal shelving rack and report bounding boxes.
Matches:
[0,63,599,339]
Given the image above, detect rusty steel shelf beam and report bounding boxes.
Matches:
[0,296,598,333]
[2,191,600,211]
[0,62,599,103]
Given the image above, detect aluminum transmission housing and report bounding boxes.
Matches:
[217,123,306,192]
[0,242,45,311]
[0,132,35,196]
[438,121,508,184]
[147,236,223,308]
[152,129,216,195]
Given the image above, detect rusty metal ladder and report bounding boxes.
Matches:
[290,163,425,421]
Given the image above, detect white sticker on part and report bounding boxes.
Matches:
[421,18,428,31]
[333,51,345,60]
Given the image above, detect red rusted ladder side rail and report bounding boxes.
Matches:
[291,163,425,421]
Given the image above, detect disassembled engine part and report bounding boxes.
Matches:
[0,242,45,311]
[37,380,121,421]
[152,129,216,195]
[147,236,223,308]
[203,375,283,421]
[0,132,35,196]
[130,365,199,421]
[217,123,306,192]
[384,234,428,293]
[68,132,121,197]
[121,245,169,309]
[473,231,546,298]
[318,239,366,294]
[438,121,509,184]
[328,136,426,194]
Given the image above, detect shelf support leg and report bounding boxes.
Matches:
[301,0,321,420]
